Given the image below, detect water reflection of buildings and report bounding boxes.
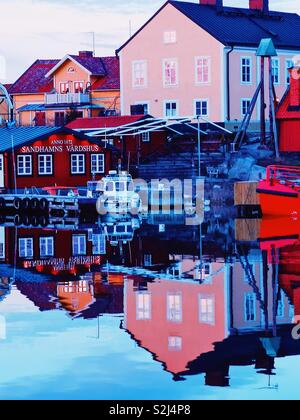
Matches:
[0,214,300,387]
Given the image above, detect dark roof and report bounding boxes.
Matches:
[9,55,120,95]
[69,54,107,76]
[9,59,59,95]
[0,126,116,152]
[91,57,120,90]
[117,1,300,53]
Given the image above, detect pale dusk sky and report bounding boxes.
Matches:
[0,0,299,83]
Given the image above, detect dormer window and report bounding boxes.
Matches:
[68,67,75,73]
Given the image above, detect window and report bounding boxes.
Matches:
[167,292,182,322]
[277,290,285,317]
[286,59,294,84]
[199,295,215,324]
[74,82,84,93]
[164,101,178,117]
[195,56,210,84]
[141,132,150,142]
[195,99,208,117]
[19,238,33,258]
[54,112,65,126]
[164,31,176,44]
[17,155,32,176]
[38,155,53,175]
[71,154,85,174]
[92,234,106,255]
[144,254,152,267]
[241,57,252,84]
[244,293,256,322]
[72,235,86,256]
[163,59,178,86]
[135,103,149,114]
[241,99,251,117]
[271,58,280,85]
[91,154,105,174]
[132,61,147,88]
[136,292,151,320]
[168,336,182,351]
[39,237,54,258]
[60,82,69,94]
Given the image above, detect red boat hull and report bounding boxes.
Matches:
[257,180,300,217]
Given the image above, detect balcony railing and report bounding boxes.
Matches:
[45,92,90,105]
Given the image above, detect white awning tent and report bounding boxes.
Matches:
[85,116,232,138]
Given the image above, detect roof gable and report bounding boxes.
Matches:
[117,1,300,53]
[45,54,107,78]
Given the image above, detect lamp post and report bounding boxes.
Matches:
[197,115,201,178]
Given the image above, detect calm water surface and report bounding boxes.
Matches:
[0,212,299,400]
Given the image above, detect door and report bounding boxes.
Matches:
[0,155,4,188]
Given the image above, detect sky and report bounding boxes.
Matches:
[0,0,299,83]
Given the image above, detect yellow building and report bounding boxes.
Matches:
[9,51,120,126]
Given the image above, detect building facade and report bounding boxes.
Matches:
[117,0,300,125]
[0,126,113,191]
[8,51,120,127]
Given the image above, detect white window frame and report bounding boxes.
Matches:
[167,292,182,323]
[168,336,182,351]
[132,60,147,88]
[241,56,252,84]
[92,234,106,255]
[141,132,150,143]
[39,237,54,258]
[244,292,256,322]
[18,238,33,259]
[285,58,294,85]
[241,98,251,118]
[164,31,177,44]
[71,154,85,175]
[72,234,86,256]
[74,81,84,93]
[271,58,280,85]
[38,154,53,176]
[136,291,151,320]
[164,100,179,118]
[163,58,178,87]
[59,81,70,94]
[91,153,105,174]
[194,99,209,117]
[17,155,32,176]
[199,294,215,325]
[195,56,211,85]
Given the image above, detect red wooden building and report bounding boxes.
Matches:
[0,126,116,191]
[277,67,300,152]
[67,115,168,165]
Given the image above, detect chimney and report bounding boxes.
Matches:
[249,0,269,13]
[289,68,300,107]
[78,51,94,58]
[199,0,223,6]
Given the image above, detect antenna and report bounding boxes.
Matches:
[91,32,96,56]
[129,20,132,38]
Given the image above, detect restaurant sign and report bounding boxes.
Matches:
[20,138,100,154]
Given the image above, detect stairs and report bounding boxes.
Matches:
[135,152,224,180]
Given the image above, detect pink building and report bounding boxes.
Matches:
[117,0,300,125]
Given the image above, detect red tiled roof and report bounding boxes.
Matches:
[91,57,120,90]
[67,115,146,130]
[9,59,59,95]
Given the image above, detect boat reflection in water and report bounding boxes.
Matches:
[0,211,300,396]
